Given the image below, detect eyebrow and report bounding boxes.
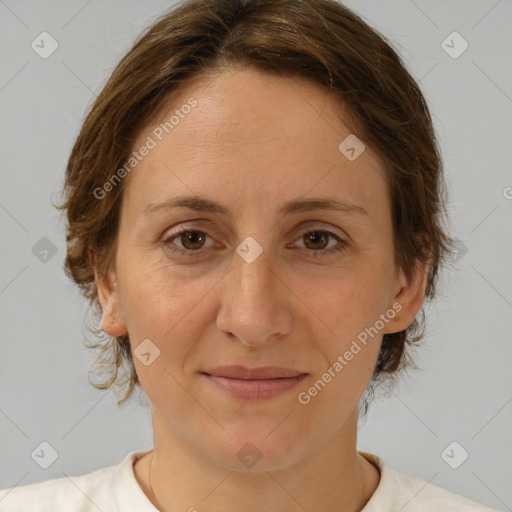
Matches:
[141,195,369,218]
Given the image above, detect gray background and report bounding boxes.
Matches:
[0,0,511,510]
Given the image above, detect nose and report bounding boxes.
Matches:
[215,243,293,348]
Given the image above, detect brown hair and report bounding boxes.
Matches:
[55,0,454,412]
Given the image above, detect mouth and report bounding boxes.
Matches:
[200,366,308,400]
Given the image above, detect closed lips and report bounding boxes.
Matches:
[201,366,307,380]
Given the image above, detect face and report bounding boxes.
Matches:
[96,66,427,471]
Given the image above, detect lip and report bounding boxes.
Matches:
[202,365,306,379]
[200,366,308,400]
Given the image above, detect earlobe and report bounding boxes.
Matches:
[91,253,128,337]
[98,276,128,337]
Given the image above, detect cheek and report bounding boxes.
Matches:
[301,270,391,387]
[300,281,383,409]
[121,250,193,310]
[296,333,379,428]
[306,270,390,333]
[119,255,219,355]
[122,267,204,397]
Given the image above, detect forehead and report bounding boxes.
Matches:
[122,66,388,220]
[149,66,358,147]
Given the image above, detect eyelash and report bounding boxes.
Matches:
[161,225,348,259]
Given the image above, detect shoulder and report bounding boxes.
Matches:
[391,469,498,511]
[360,452,499,512]
[0,467,116,512]
[0,451,144,512]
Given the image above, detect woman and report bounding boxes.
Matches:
[0,0,499,510]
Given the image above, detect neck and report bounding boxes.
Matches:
[135,407,380,512]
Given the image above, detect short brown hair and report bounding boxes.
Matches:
[55,0,454,412]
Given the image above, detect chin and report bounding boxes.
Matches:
[203,427,308,473]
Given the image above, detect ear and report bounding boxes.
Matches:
[383,258,430,334]
[89,250,128,337]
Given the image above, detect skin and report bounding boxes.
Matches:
[94,66,429,512]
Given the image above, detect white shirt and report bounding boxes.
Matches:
[0,449,498,511]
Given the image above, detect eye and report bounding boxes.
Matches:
[161,225,348,259]
[290,228,348,258]
[161,227,216,258]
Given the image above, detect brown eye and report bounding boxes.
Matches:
[177,230,207,250]
[302,231,331,251]
[162,226,347,259]
[162,227,215,258]
[292,229,347,257]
